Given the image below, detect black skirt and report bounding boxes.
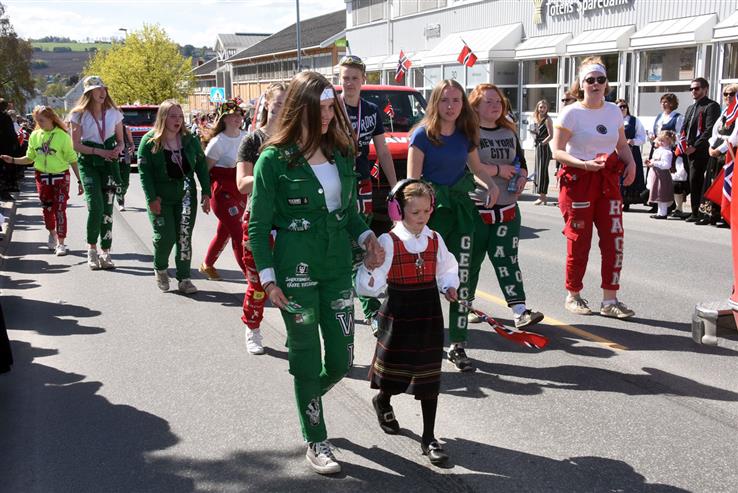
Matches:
[369,281,443,399]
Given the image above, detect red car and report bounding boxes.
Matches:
[120,104,159,168]
[334,84,427,233]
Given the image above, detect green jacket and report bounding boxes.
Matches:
[248,144,370,274]
[137,131,210,205]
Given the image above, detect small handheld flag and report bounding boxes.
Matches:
[457,42,477,68]
[395,50,412,83]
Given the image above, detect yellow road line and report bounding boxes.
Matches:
[474,290,628,351]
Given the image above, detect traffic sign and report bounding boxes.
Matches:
[209,87,225,103]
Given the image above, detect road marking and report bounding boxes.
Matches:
[474,289,628,351]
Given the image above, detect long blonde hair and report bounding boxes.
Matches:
[468,83,516,133]
[149,99,189,153]
[264,71,354,166]
[533,99,550,123]
[33,105,68,133]
[69,88,118,119]
[413,79,479,147]
[259,82,288,127]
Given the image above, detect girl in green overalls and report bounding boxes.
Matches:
[249,71,383,475]
[69,76,125,270]
[138,100,211,294]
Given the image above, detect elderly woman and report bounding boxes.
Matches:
[551,56,637,319]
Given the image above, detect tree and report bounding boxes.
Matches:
[85,24,194,105]
[44,81,67,98]
[0,3,34,108]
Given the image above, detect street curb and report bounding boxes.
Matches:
[0,195,20,267]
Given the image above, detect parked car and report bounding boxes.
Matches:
[334,84,427,233]
[120,104,158,168]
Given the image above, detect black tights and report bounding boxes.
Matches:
[377,391,438,444]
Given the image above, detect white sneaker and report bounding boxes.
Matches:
[87,249,101,270]
[245,328,265,354]
[98,252,115,269]
[306,440,341,475]
[178,278,198,294]
[155,269,170,291]
[47,232,57,251]
[55,244,68,256]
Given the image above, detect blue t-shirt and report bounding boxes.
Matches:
[409,126,472,186]
[346,99,385,180]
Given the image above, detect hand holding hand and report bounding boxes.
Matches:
[363,234,385,269]
[444,287,458,302]
[622,163,636,186]
[709,147,722,158]
[149,197,162,215]
[0,155,12,164]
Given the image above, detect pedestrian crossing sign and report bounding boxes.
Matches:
[209,87,226,103]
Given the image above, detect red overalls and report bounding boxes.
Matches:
[204,167,248,274]
[557,153,625,293]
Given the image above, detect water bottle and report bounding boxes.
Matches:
[507,156,521,193]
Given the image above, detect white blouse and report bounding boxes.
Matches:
[356,222,459,298]
[69,109,123,143]
[650,147,673,170]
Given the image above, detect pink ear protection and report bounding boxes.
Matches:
[387,178,435,222]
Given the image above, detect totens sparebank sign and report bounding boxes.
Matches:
[533,0,632,24]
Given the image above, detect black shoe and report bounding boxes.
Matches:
[695,217,711,225]
[669,210,682,218]
[648,205,658,213]
[716,220,730,228]
[622,204,630,212]
[0,191,14,201]
[447,346,475,372]
[421,439,449,465]
[667,203,676,214]
[685,215,700,223]
[372,394,400,434]
[650,214,667,220]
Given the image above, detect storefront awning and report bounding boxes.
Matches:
[422,23,523,65]
[567,25,635,55]
[515,33,571,60]
[714,10,738,40]
[362,54,390,72]
[630,14,717,48]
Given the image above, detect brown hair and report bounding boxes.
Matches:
[659,93,679,111]
[569,56,610,101]
[149,99,188,153]
[657,130,676,147]
[468,83,516,133]
[533,99,550,123]
[414,79,479,147]
[258,82,288,127]
[264,71,354,166]
[615,98,630,116]
[402,180,434,204]
[33,105,68,133]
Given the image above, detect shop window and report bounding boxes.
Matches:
[466,64,488,89]
[443,64,464,84]
[637,85,692,116]
[412,68,425,89]
[424,66,442,90]
[722,42,738,80]
[493,60,518,86]
[573,53,619,83]
[366,71,381,84]
[522,58,558,85]
[639,47,696,82]
[398,0,446,17]
[352,0,384,26]
[501,87,518,115]
[522,87,558,113]
[384,70,405,86]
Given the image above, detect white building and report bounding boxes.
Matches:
[345,0,738,142]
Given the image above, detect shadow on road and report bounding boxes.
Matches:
[2,295,104,336]
[0,341,190,492]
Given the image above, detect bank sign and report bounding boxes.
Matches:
[534,0,632,24]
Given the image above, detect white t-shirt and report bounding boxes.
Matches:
[555,101,623,161]
[311,162,342,212]
[69,108,123,143]
[205,131,247,168]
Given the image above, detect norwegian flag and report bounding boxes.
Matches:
[703,98,738,224]
[458,300,548,349]
[674,130,688,157]
[457,42,477,68]
[383,100,395,118]
[394,50,412,83]
[370,162,380,180]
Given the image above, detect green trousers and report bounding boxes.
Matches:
[275,231,355,443]
[79,163,117,249]
[351,211,381,320]
[468,204,526,309]
[428,208,474,344]
[148,181,197,280]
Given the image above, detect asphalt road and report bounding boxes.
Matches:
[1,174,738,493]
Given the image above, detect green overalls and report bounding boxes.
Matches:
[78,135,122,249]
[138,132,210,280]
[249,144,370,444]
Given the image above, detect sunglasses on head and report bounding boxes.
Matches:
[339,55,365,68]
[584,76,607,85]
[724,91,736,97]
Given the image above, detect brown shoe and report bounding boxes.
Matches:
[199,263,221,281]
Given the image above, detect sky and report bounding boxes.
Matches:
[6,0,347,48]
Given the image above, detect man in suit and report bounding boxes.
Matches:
[683,77,721,222]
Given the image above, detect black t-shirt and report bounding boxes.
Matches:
[237,129,267,164]
[345,99,384,180]
[163,149,191,179]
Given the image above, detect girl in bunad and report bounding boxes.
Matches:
[0,105,83,255]
[356,179,459,466]
[236,82,287,354]
[645,131,675,220]
[199,99,248,281]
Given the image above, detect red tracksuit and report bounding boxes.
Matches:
[241,210,274,329]
[35,170,70,239]
[557,154,625,293]
[204,167,248,274]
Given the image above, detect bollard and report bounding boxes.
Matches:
[692,300,737,346]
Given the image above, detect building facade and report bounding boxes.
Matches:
[346,0,738,143]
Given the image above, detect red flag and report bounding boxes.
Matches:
[457,43,477,68]
[370,161,380,180]
[674,130,688,157]
[383,101,395,118]
[394,50,412,83]
[458,300,548,349]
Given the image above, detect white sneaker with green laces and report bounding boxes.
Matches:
[306,440,341,475]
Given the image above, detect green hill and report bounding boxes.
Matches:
[32,41,112,52]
